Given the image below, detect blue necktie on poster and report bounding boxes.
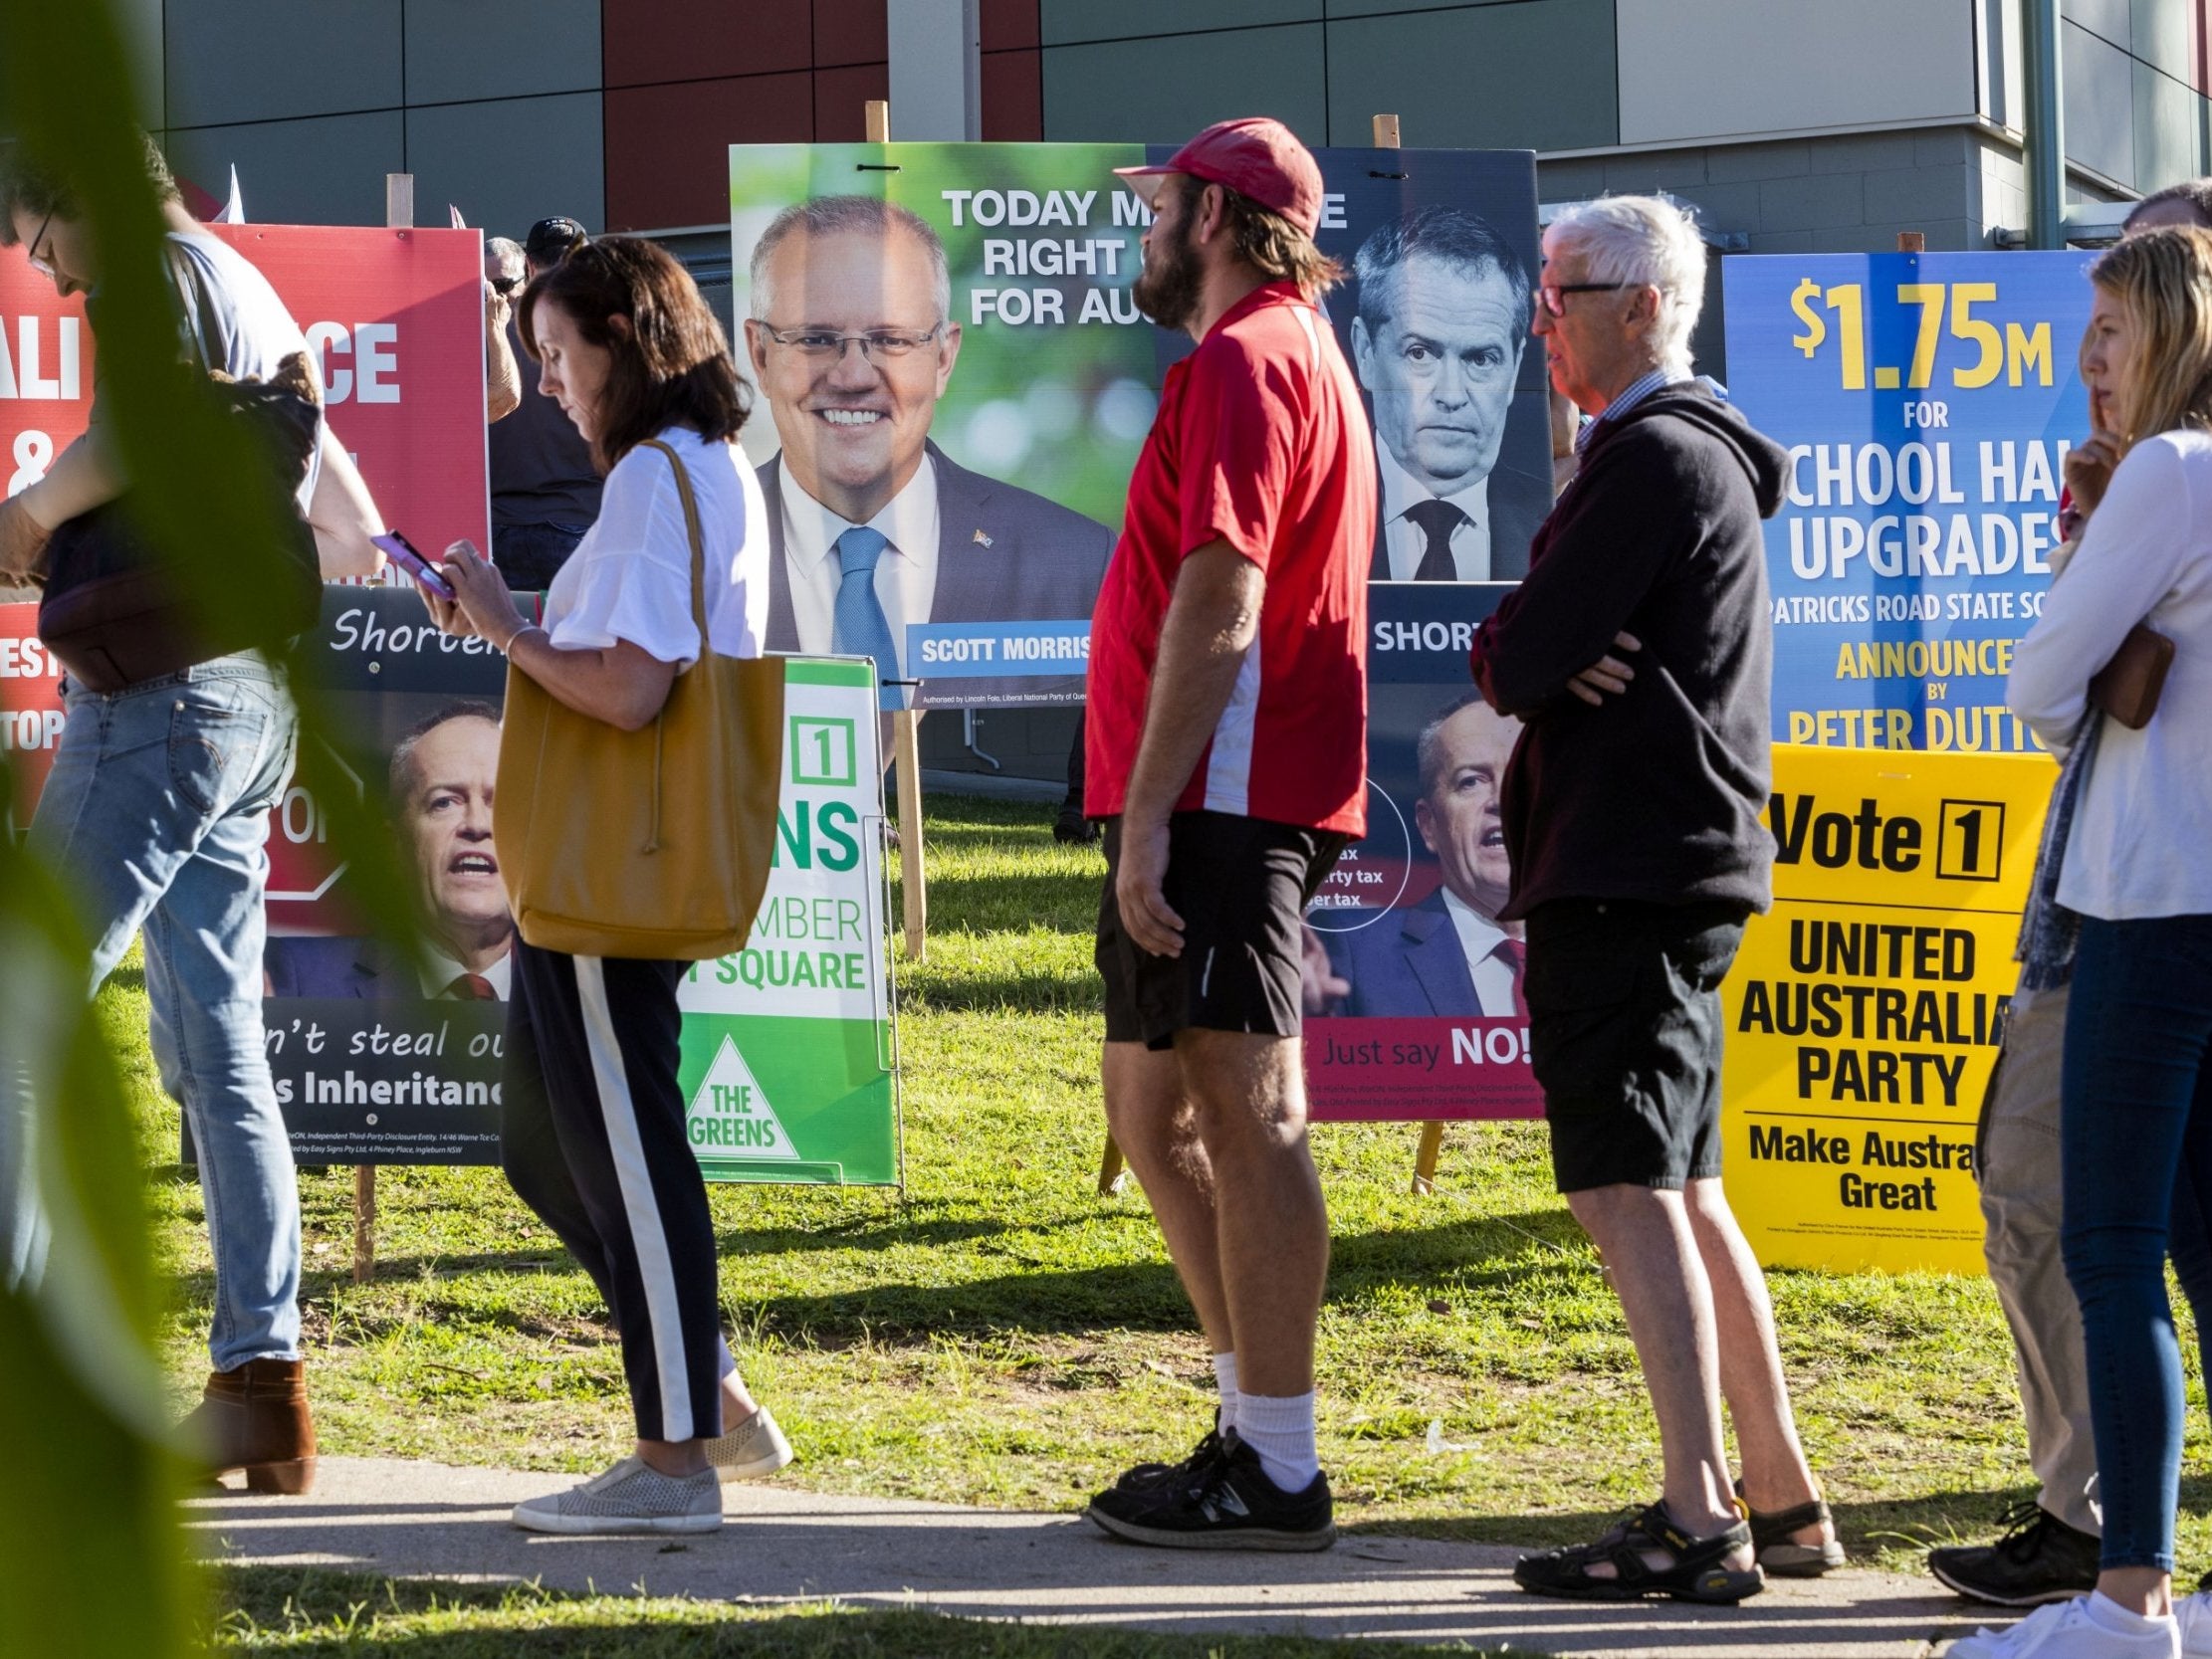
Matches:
[831,525,903,710]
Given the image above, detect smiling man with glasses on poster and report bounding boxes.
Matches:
[742,196,1111,709]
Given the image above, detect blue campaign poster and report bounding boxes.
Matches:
[1723,252,2095,753]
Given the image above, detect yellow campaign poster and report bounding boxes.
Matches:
[1722,743,2053,1275]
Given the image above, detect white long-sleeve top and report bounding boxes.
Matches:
[2007,428,2212,920]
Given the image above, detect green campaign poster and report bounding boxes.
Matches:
[676,657,900,1186]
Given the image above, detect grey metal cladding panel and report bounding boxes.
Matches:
[163,112,404,227]
[1040,25,1327,143]
[1324,0,1616,152]
[2060,0,2131,49]
[1039,0,1320,45]
[2132,60,2205,192]
[2130,0,2195,86]
[2063,19,2138,186]
[114,0,165,128]
[166,0,401,128]
[404,0,602,104]
[405,94,605,240]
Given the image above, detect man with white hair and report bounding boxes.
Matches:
[1468,195,1838,1603]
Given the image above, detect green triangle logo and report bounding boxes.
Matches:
[685,1035,799,1160]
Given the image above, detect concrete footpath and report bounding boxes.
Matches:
[185,1458,2002,1658]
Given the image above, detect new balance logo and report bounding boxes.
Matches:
[1201,1487,1250,1523]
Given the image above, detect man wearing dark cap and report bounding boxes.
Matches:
[488,216,599,590]
[1082,118,1375,1553]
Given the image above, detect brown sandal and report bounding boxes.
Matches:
[1736,1481,1845,1576]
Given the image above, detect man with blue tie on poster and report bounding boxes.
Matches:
[742,196,1111,708]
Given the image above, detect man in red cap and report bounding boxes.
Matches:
[1081,117,1375,1552]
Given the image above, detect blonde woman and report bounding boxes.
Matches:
[1959,227,2212,1659]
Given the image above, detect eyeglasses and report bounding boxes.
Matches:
[759,323,945,361]
[1537,282,1632,317]
[491,274,520,296]
[23,208,55,278]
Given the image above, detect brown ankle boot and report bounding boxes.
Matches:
[180,1357,318,1495]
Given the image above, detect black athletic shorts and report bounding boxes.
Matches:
[1097,811,1348,1051]
[1524,897,1751,1194]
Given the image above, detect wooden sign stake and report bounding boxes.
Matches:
[343,174,419,1282]
[860,98,931,961]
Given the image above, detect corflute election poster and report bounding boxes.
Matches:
[0,592,901,1184]
[1,224,492,561]
[1724,251,2096,753]
[1721,743,2051,1276]
[1304,583,1544,1125]
[729,141,1545,710]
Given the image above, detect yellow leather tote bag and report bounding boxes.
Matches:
[495,438,783,960]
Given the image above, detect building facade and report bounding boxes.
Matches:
[126,0,2212,781]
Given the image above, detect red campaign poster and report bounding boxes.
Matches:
[0,222,488,553]
[1,225,488,896]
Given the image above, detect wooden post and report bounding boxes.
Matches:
[346,173,418,1284]
[1412,1123,1444,1195]
[1368,115,1447,1199]
[1897,231,1926,253]
[860,97,930,961]
[894,710,927,958]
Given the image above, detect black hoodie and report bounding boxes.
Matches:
[1467,382,1787,922]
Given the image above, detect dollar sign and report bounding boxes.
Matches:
[1790,278,1826,358]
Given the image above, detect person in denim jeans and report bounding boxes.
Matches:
[0,136,383,1497]
[1953,227,2212,1659]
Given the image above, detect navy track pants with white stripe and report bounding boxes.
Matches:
[501,941,722,1442]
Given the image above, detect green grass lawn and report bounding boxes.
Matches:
[118,795,2210,1649]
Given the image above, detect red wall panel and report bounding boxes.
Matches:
[813,0,888,69]
[605,72,814,230]
[981,0,1039,52]
[603,0,811,88]
[982,48,1041,141]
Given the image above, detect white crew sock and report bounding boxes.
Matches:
[1211,1352,1240,1435]
[1236,1390,1320,1492]
[2084,1590,2176,1636]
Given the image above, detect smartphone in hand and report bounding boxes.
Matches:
[371,530,458,600]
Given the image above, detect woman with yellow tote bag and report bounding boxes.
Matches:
[422,239,790,1536]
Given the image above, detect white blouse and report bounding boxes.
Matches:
[2008,427,2212,920]
[543,425,770,667]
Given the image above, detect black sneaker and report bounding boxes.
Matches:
[1052,803,1099,845]
[1110,1415,1225,1492]
[1086,1435,1335,1552]
[1927,1501,2101,1606]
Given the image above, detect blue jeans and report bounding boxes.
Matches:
[492,520,587,592]
[2061,913,2212,1572]
[2,655,302,1370]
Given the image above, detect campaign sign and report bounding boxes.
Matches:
[730,143,1543,710]
[1724,252,2096,754]
[1721,743,2052,1275]
[1,224,490,557]
[2,587,900,1180]
[1303,583,1543,1123]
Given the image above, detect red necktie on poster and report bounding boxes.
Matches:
[1489,937,1529,1020]
[446,973,497,1001]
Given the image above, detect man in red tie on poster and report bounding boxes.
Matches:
[1081,117,1375,1553]
[266,704,513,1001]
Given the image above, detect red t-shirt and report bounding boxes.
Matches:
[1085,283,1375,835]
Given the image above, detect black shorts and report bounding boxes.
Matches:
[1525,898,1750,1194]
[1097,812,1347,1051]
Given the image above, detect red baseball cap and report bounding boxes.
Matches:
[1114,117,1325,239]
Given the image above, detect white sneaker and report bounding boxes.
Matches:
[2175,1591,2212,1658]
[705,1404,794,1484]
[511,1455,722,1535]
[1948,1595,2178,1658]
